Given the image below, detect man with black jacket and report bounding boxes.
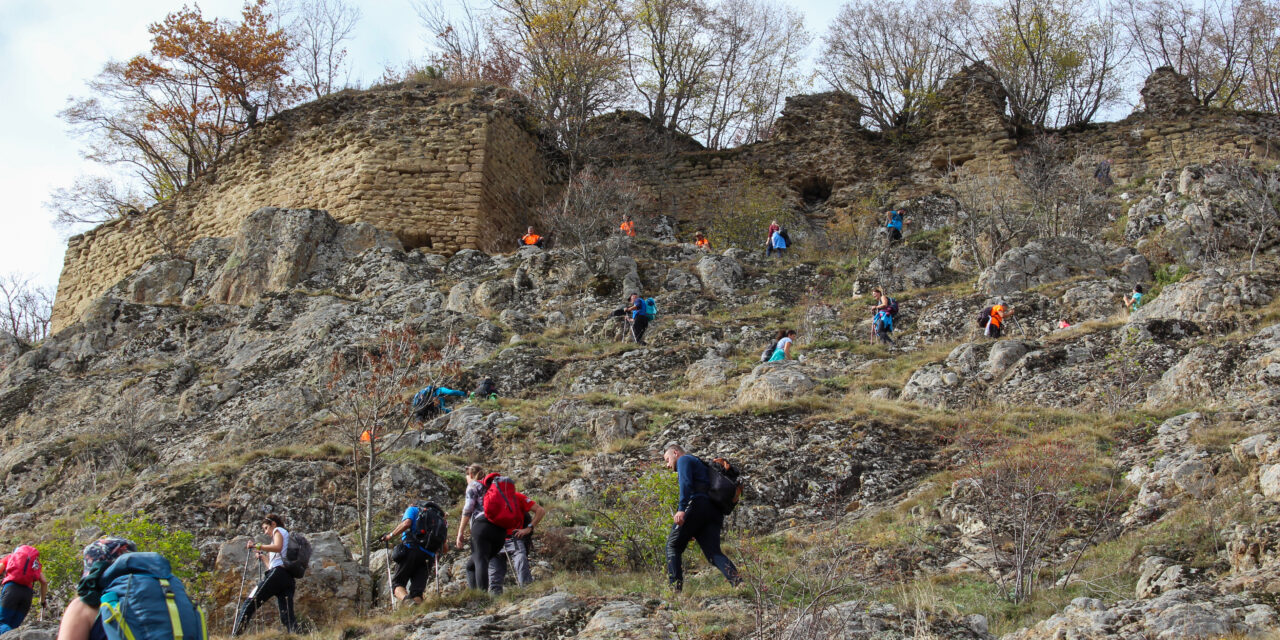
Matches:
[662,443,741,592]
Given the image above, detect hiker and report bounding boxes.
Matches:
[1124,284,1144,312]
[885,210,905,244]
[54,537,137,640]
[519,227,544,249]
[0,546,47,636]
[870,287,895,345]
[611,293,653,345]
[412,385,467,421]
[1058,318,1072,329]
[620,214,636,238]
[232,514,297,636]
[768,227,788,258]
[379,502,449,605]
[767,329,797,362]
[979,303,1012,339]
[694,230,710,250]
[472,377,497,401]
[455,464,485,589]
[662,444,741,592]
[467,473,545,594]
[490,512,535,590]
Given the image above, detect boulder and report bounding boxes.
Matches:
[1059,280,1124,323]
[1260,464,1280,499]
[685,352,734,389]
[124,258,194,305]
[472,280,514,314]
[1136,557,1186,598]
[900,364,960,409]
[977,238,1107,295]
[697,254,744,297]
[213,531,370,629]
[735,362,816,405]
[987,340,1029,375]
[576,601,675,640]
[1131,271,1273,325]
[854,248,944,294]
[588,409,643,446]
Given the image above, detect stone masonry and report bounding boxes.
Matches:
[52,83,554,331]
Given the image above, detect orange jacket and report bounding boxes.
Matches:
[522,233,541,245]
[620,220,636,236]
[989,305,1005,328]
[695,236,709,248]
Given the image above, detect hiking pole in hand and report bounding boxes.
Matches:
[234,550,251,630]
[434,551,441,599]
[384,539,396,611]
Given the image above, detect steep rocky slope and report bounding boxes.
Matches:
[3,162,1280,639]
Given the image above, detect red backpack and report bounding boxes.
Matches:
[2,545,41,587]
[481,473,524,531]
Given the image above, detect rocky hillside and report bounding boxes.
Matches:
[3,161,1280,639]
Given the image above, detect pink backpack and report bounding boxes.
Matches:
[2,545,41,587]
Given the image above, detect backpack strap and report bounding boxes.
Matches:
[100,595,136,640]
[159,579,185,640]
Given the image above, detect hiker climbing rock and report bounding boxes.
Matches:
[1124,284,1144,312]
[611,293,655,346]
[412,385,467,421]
[471,377,497,401]
[519,227,544,248]
[870,287,897,345]
[380,502,449,605]
[468,473,545,594]
[619,214,636,237]
[232,515,298,636]
[885,210,906,244]
[694,230,710,250]
[978,303,1013,339]
[766,329,797,362]
[455,464,487,590]
[0,545,47,636]
[768,226,789,258]
[662,444,741,592]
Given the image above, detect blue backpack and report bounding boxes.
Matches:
[98,552,207,640]
[642,298,657,319]
[411,386,440,420]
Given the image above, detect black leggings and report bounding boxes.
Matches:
[470,518,508,593]
[233,567,297,635]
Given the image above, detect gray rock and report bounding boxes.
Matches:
[588,409,643,446]
[735,362,816,405]
[686,352,734,389]
[577,601,674,640]
[854,248,944,293]
[123,258,194,306]
[987,340,1029,375]
[978,238,1107,295]
[697,254,744,297]
[1136,556,1184,598]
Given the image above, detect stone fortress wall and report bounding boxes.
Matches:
[51,65,1280,331]
[52,84,555,331]
[610,65,1280,222]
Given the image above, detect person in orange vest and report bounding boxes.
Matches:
[519,227,544,248]
[694,230,710,250]
[619,214,636,237]
[980,303,1013,338]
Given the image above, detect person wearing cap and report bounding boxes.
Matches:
[55,537,138,640]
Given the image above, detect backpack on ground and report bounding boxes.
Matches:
[282,531,311,578]
[481,473,524,531]
[2,545,41,587]
[406,502,448,554]
[886,297,899,318]
[642,298,658,319]
[97,552,207,640]
[411,386,440,421]
[699,457,744,515]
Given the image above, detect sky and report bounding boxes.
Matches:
[0,0,830,294]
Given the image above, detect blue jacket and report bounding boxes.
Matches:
[676,455,710,512]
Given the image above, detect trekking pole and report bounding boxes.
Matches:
[1013,316,1027,337]
[384,540,396,611]
[234,550,251,629]
[434,552,441,598]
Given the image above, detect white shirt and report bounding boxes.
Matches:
[267,527,289,570]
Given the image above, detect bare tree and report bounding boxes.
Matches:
[1121,0,1258,108]
[282,0,361,99]
[1014,136,1113,238]
[626,0,716,131]
[819,0,961,130]
[492,0,631,160]
[326,327,460,569]
[0,274,54,345]
[694,0,810,148]
[543,166,643,275]
[414,0,521,85]
[1242,0,1280,112]
[1217,159,1280,271]
[947,173,1032,269]
[946,0,1129,128]
[46,174,148,228]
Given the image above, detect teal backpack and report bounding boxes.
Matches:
[642,298,657,318]
[98,552,207,640]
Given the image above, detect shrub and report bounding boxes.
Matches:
[593,469,679,571]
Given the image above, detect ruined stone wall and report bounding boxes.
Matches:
[52,84,551,331]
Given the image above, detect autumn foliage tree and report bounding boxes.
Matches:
[53,0,301,227]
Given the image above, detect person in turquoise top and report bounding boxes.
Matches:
[1124,284,1144,312]
[768,329,796,362]
[886,210,905,243]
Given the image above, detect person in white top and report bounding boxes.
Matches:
[232,514,297,636]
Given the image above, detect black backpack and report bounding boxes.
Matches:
[698,457,744,515]
[406,502,448,553]
[411,386,440,421]
[977,306,993,328]
[282,530,311,578]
